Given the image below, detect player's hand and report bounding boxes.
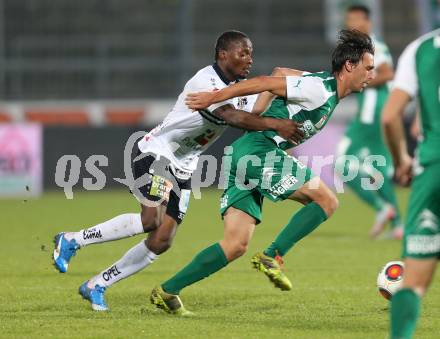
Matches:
[275,120,304,145]
[395,154,413,186]
[185,91,217,110]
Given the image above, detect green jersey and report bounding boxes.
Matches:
[345,36,393,145]
[261,71,339,150]
[393,28,440,165]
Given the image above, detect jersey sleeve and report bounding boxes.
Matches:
[285,75,327,109]
[393,40,419,97]
[186,71,235,112]
[242,94,258,112]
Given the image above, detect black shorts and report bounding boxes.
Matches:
[131,150,191,224]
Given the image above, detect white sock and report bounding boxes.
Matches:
[65,213,144,247]
[88,240,158,288]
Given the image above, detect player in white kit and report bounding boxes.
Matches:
[52,30,303,311]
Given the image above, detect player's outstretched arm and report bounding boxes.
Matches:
[213,104,303,144]
[252,67,305,114]
[186,76,287,110]
[382,88,412,185]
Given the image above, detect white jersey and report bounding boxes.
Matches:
[138,64,256,173]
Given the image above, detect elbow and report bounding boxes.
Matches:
[381,112,393,129]
[219,110,246,127]
[271,67,285,76]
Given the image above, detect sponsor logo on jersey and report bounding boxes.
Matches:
[194,129,216,146]
[314,114,328,129]
[102,265,122,281]
[181,137,202,150]
[262,167,277,182]
[269,174,298,198]
[220,194,228,209]
[407,234,440,255]
[416,209,439,232]
[236,97,248,110]
[83,228,103,240]
[149,175,172,201]
[300,120,318,139]
[407,209,440,255]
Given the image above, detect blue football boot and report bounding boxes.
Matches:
[79,281,109,311]
[53,233,79,273]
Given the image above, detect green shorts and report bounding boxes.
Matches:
[220,132,314,224]
[402,161,440,259]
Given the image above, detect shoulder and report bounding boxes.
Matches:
[286,72,334,109]
[401,29,440,63]
[187,66,215,85]
[304,72,334,96]
[185,66,223,91]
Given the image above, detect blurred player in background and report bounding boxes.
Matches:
[52,30,303,311]
[383,28,440,339]
[150,29,375,315]
[337,4,403,239]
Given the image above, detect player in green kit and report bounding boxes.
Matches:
[337,5,403,239]
[149,29,375,315]
[382,28,440,339]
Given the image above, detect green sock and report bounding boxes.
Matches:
[162,242,228,295]
[264,202,327,258]
[346,173,384,211]
[391,288,421,339]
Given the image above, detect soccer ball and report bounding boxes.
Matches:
[377,261,404,300]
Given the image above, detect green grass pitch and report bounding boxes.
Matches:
[1,188,439,338]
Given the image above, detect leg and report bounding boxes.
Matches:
[79,205,167,311]
[88,206,170,290]
[264,177,337,258]
[53,208,150,273]
[53,150,175,273]
[376,171,403,228]
[80,170,191,311]
[66,203,157,248]
[220,207,256,261]
[337,140,384,212]
[63,212,147,247]
[390,162,440,338]
[344,167,385,212]
[146,214,178,255]
[390,258,437,339]
[150,207,255,315]
[160,207,255,295]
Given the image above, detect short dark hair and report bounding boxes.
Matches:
[215,30,249,60]
[331,29,374,73]
[347,4,370,18]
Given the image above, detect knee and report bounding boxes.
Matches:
[328,194,339,216]
[155,236,173,254]
[403,279,431,297]
[140,212,158,232]
[223,240,249,261]
[317,192,339,218]
[146,235,173,255]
